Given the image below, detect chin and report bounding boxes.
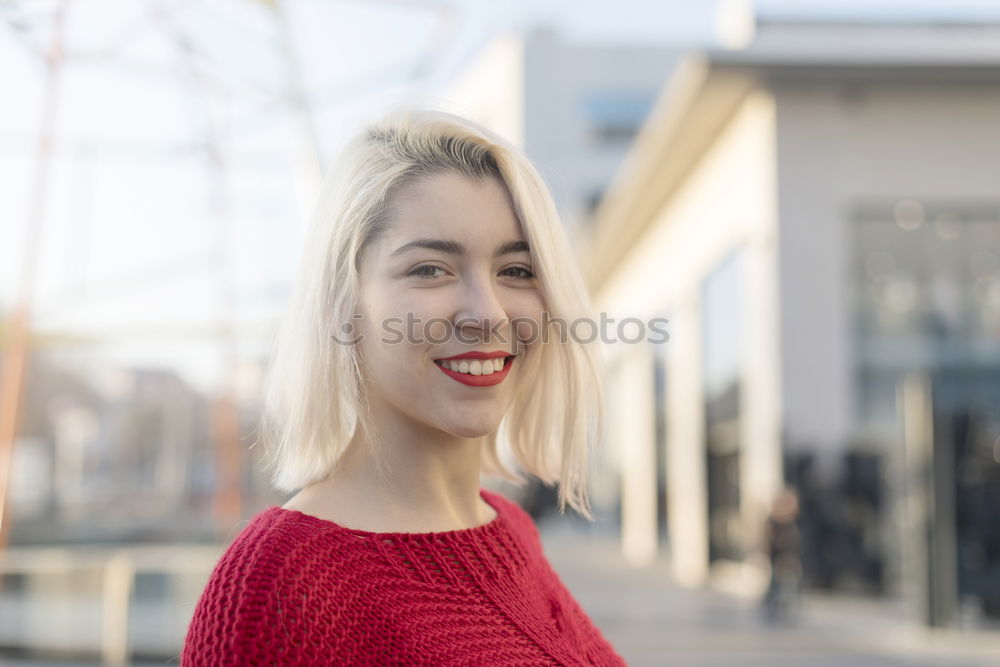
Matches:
[426,402,511,439]
[441,415,503,439]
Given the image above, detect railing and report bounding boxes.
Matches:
[0,544,222,665]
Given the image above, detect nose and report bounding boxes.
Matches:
[453,273,510,346]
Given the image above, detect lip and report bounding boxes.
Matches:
[434,355,515,387]
[434,350,511,362]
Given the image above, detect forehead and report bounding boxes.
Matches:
[385,171,523,244]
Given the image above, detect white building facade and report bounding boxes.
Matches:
[587,16,1000,622]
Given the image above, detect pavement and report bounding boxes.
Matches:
[538,517,1000,666]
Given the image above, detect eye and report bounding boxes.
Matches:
[501,266,535,280]
[409,265,447,278]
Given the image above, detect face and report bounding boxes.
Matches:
[353,170,546,441]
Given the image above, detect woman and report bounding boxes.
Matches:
[181,107,624,665]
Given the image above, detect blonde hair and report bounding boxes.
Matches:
[256,106,604,519]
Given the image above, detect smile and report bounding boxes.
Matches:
[433,356,515,387]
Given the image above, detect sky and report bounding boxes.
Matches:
[2,0,998,393]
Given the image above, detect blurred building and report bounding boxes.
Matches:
[585,14,1000,625]
[440,28,679,248]
[5,356,274,544]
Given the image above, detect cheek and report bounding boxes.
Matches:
[510,294,547,346]
[355,294,411,371]
[357,287,418,343]
[358,337,424,394]
[388,292,463,346]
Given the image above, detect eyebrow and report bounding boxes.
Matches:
[389,238,530,259]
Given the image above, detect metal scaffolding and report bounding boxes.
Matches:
[0,0,458,555]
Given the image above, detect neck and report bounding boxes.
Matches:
[288,421,495,533]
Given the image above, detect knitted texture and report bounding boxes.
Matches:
[181,488,626,666]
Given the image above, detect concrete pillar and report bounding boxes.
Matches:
[618,344,658,567]
[667,292,710,586]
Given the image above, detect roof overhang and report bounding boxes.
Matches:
[583,56,760,292]
[583,44,1000,293]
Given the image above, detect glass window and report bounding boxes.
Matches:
[581,93,656,144]
[851,200,1000,617]
[701,249,745,563]
[851,200,1000,438]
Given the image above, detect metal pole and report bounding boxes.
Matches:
[101,551,134,666]
[0,0,71,556]
[897,370,958,628]
[929,399,958,627]
[898,371,932,625]
[266,0,324,218]
[158,12,244,533]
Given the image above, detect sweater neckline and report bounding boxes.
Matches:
[268,487,505,540]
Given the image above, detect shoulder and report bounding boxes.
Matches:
[192,506,371,595]
[181,507,382,665]
[482,487,528,520]
[482,487,545,550]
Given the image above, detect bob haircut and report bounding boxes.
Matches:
[256,106,604,519]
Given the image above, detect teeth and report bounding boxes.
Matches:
[442,358,505,375]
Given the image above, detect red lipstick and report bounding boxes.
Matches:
[435,350,511,361]
[433,353,515,387]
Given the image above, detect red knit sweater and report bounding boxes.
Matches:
[181,488,626,666]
